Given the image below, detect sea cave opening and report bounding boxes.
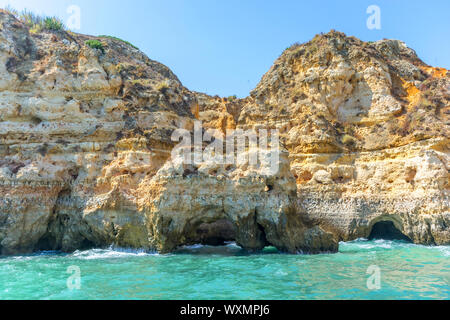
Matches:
[187,217,275,253]
[368,221,412,242]
[194,219,236,246]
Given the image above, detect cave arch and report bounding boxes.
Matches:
[193,219,236,246]
[368,220,412,242]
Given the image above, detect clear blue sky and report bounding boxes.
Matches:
[2,0,449,97]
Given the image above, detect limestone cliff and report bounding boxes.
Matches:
[0,10,447,255]
[198,31,449,245]
[0,10,336,255]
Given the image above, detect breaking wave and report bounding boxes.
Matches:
[70,247,158,260]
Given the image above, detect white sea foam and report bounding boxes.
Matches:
[70,247,157,260]
[181,244,205,250]
[178,242,242,251]
[275,270,288,276]
[433,246,450,257]
[340,239,408,249]
[225,241,240,249]
[340,239,450,255]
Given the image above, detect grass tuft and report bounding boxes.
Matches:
[3,5,18,17]
[2,6,65,32]
[341,134,356,146]
[156,80,170,94]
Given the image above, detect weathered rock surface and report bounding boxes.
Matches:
[0,11,447,255]
[198,31,449,246]
[0,11,337,255]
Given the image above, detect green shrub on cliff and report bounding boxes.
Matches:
[98,35,139,50]
[43,17,65,31]
[85,40,105,53]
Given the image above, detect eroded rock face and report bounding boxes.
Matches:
[137,151,337,254]
[0,11,337,255]
[0,12,447,255]
[198,31,449,246]
[0,10,195,254]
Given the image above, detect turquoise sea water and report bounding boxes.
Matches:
[0,239,448,300]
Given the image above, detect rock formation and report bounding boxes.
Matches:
[198,32,449,246]
[0,10,447,255]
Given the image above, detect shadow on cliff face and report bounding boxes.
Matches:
[192,219,236,246]
[368,221,412,242]
[162,214,270,253]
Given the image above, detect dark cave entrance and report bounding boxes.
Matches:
[194,219,236,246]
[368,221,412,242]
[185,218,275,253]
[188,215,272,252]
